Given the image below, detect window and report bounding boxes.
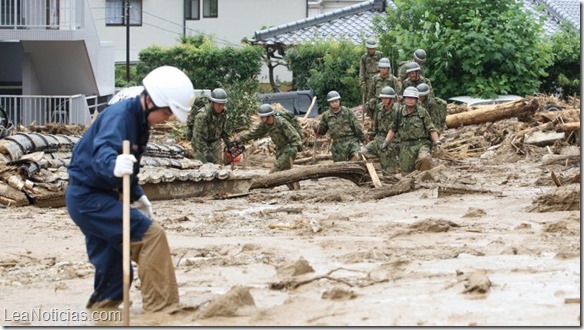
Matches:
[185,0,200,20]
[203,0,218,18]
[106,0,142,26]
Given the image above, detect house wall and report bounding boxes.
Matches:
[90,0,307,63]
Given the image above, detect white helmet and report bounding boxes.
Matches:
[403,86,419,99]
[142,66,195,123]
[108,86,144,105]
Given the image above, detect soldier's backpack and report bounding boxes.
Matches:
[275,109,303,138]
[185,96,211,142]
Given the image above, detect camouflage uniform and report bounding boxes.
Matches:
[390,104,437,173]
[420,97,447,134]
[397,61,426,82]
[188,103,230,164]
[316,106,365,162]
[367,73,398,118]
[359,51,384,104]
[400,76,434,98]
[366,101,399,171]
[240,116,302,173]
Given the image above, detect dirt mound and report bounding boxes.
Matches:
[197,285,256,319]
[277,257,315,278]
[529,183,580,212]
[409,218,461,233]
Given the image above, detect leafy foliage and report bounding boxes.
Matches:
[374,0,553,99]
[133,34,263,134]
[539,23,580,99]
[285,39,362,111]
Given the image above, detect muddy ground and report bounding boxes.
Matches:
[0,141,580,326]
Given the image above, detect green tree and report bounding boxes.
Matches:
[286,39,362,111]
[374,0,553,99]
[133,34,262,133]
[540,23,580,99]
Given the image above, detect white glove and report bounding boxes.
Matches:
[134,195,153,219]
[113,154,137,178]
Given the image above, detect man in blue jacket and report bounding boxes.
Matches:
[66,66,195,313]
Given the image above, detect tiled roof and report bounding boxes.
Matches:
[249,0,578,47]
[522,0,580,34]
[250,0,396,46]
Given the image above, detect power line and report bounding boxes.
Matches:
[142,11,242,48]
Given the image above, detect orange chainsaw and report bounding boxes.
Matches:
[223,140,245,165]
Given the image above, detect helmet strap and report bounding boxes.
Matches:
[143,92,164,120]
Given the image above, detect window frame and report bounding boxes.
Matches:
[202,0,218,18]
[185,0,200,20]
[105,0,143,26]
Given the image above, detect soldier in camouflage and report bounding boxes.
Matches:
[367,58,398,119]
[360,86,399,173]
[314,91,365,162]
[380,87,440,173]
[397,48,427,83]
[236,104,302,190]
[400,62,434,98]
[359,38,384,113]
[186,88,230,164]
[417,83,447,134]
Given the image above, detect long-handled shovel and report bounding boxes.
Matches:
[122,140,131,326]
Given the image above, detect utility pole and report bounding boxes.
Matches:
[125,0,131,82]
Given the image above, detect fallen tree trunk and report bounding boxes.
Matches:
[250,162,368,190]
[445,98,538,129]
[372,178,415,199]
[294,154,333,165]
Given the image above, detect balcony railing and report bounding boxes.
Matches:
[0,0,84,30]
[0,95,93,126]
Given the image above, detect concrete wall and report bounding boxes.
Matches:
[90,0,307,63]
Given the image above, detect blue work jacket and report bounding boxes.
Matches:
[68,96,149,202]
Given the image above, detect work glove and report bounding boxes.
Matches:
[432,140,442,148]
[134,195,153,219]
[113,154,137,178]
[380,140,388,150]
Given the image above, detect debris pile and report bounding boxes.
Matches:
[0,132,245,208]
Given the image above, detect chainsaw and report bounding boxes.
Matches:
[223,140,245,165]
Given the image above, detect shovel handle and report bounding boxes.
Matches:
[122,140,131,326]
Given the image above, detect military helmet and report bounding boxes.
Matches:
[327,91,341,102]
[379,86,396,98]
[257,104,275,117]
[209,88,228,104]
[413,49,427,63]
[416,83,431,96]
[403,86,419,99]
[406,62,421,73]
[378,57,391,69]
[365,38,378,48]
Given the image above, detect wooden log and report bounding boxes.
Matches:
[372,178,415,200]
[445,99,538,129]
[556,122,580,132]
[250,162,367,190]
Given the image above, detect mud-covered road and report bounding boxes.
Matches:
[0,149,580,326]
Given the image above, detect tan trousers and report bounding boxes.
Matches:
[131,221,179,313]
